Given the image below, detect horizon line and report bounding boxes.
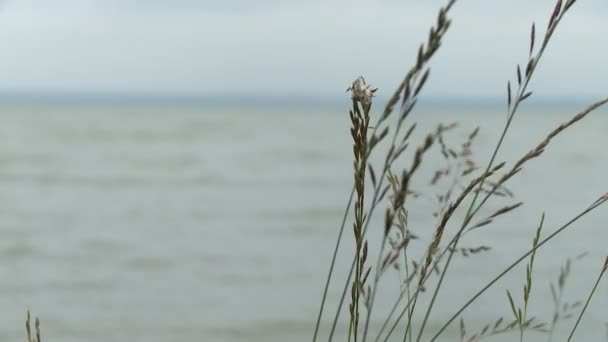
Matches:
[0,90,600,109]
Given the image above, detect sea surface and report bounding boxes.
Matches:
[0,102,607,341]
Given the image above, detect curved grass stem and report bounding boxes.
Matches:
[313,186,356,342]
[430,193,608,341]
[415,5,577,340]
[566,257,608,342]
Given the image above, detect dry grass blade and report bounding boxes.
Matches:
[517,65,522,85]
[567,256,608,341]
[530,22,536,55]
[420,163,505,283]
[512,97,608,171]
[468,96,608,223]
[414,69,431,96]
[549,0,563,29]
[507,81,512,108]
[380,0,457,123]
[468,202,523,231]
[462,316,548,342]
[448,246,491,257]
[369,164,377,188]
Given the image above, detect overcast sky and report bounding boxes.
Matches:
[0,0,605,99]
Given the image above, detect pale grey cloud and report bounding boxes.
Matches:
[0,0,604,98]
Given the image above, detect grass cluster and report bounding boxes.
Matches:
[313,0,608,341]
[25,311,41,342]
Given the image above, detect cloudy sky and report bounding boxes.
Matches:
[0,0,605,99]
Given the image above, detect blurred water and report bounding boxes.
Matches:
[0,103,607,342]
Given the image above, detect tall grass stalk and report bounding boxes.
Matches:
[377,96,608,342]
[321,2,458,340]
[566,257,608,342]
[430,192,608,341]
[416,1,579,340]
[315,0,608,341]
[313,187,355,342]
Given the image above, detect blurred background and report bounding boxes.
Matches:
[0,0,606,341]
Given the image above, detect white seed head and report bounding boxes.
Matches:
[347,76,377,106]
